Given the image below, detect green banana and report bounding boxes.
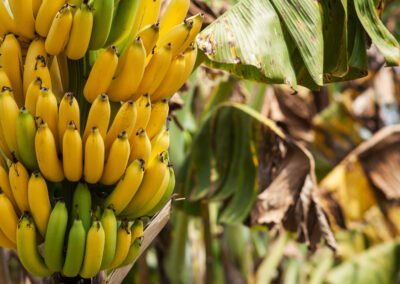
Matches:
[100,207,117,270]
[119,237,142,267]
[62,217,86,277]
[92,205,102,222]
[44,201,68,272]
[104,0,141,46]
[89,0,114,50]
[147,166,175,216]
[17,213,52,277]
[16,107,38,170]
[80,220,105,279]
[71,182,92,233]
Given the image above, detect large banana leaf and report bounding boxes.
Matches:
[197,0,399,90]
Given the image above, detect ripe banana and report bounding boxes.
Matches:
[23,38,47,96]
[0,191,18,243]
[65,2,94,60]
[71,182,92,233]
[25,77,42,115]
[27,171,51,237]
[100,207,117,270]
[177,13,204,54]
[35,120,64,182]
[35,0,66,37]
[147,166,175,215]
[107,39,145,102]
[0,34,23,107]
[16,107,38,170]
[84,127,105,184]
[9,160,29,213]
[82,94,110,143]
[84,46,119,103]
[151,53,185,102]
[44,200,68,272]
[104,100,137,155]
[0,128,12,161]
[101,131,130,185]
[9,0,36,40]
[89,0,114,50]
[120,154,169,218]
[0,166,17,209]
[138,23,160,56]
[80,220,105,279]
[146,99,169,139]
[0,66,12,91]
[128,129,151,166]
[17,214,52,277]
[32,0,42,17]
[62,217,86,277]
[135,43,172,97]
[149,128,170,163]
[130,219,143,242]
[108,221,131,269]
[63,121,82,181]
[45,4,74,56]
[0,88,20,158]
[140,0,161,30]
[36,87,59,149]
[0,1,16,34]
[104,159,145,215]
[179,43,198,87]
[105,0,141,46]
[133,94,151,132]
[158,0,190,39]
[58,92,80,147]
[119,236,142,267]
[157,20,193,57]
[0,228,16,250]
[31,56,53,90]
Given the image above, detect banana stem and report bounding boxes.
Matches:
[201,200,214,284]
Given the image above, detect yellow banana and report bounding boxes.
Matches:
[151,53,185,102]
[82,94,110,144]
[146,99,169,139]
[9,0,36,40]
[158,0,190,39]
[120,154,168,218]
[0,128,12,161]
[45,4,74,56]
[0,1,16,34]
[65,2,94,60]
[128,129,151,166]
[27,171,51,237]
[0,191,19,243]
[133,94,151,132]
[101,131,130,185]
[0,88,20,158]
[36,87,59,150]
[107,221,131,269]
[177,13,204,54]
[149,129,170,163]
[0,165,17,209]
[58,92,80,147]
[9,160,30,213]
[32,0,42,17]
[140,0,161,30]
[157,20,193,57]
[107,39,145,102]
[0,228,16,250]
[179,43,198,87]
[0,65,12,90]
[104,100,137,155]
[35,0,66,37]
[84,46,119,103]
[138,23,159,56]
[23,38,47,96]
[63,121,83,182]
[104,159,145,215]
[84,127,104,184]
[25,77,42,115]
[130,219,143,242]
[32,56,52,90]
[0,34,23,107]
[135,43,172,97]
[35,120,64,182]
[80,220,105,279]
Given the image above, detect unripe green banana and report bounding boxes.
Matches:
[119,237,142,267]
[89,0,114,50]
[71,183,92,233]
[147,166,175,215]
[16,107,38,170]
[17,213,52,277]
[44,201,68,272]
[104,0,141,46]
[100,207,117,270]
[62,217,86,277]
